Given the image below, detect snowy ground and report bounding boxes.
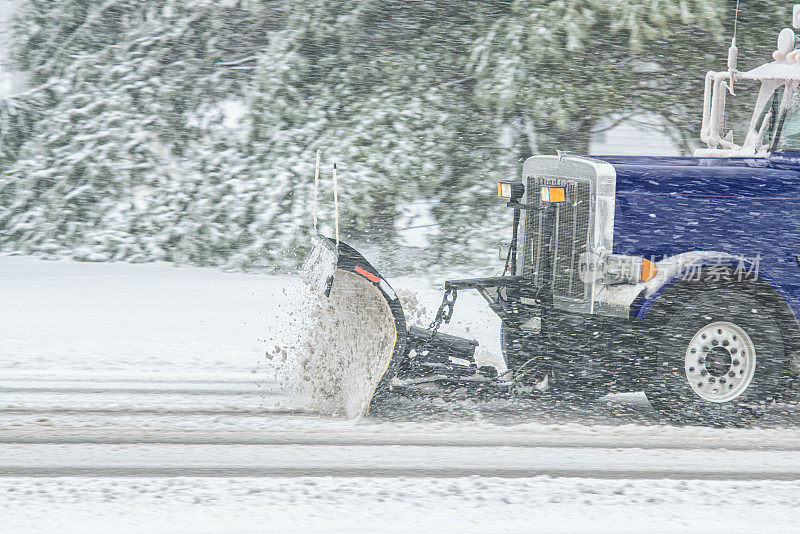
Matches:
[2,254,800,533]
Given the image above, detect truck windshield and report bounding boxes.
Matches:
[754,86,784,149]
[776,89,800,152]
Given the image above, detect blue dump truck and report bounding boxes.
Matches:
[303,9,800,426]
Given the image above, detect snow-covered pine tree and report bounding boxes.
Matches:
[239,0,512,272]
[0,0,274,262]
[0,79,62,167]
[469,0,724,157]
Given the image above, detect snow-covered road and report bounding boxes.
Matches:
[2,255,800,533]
[6,441,800,480]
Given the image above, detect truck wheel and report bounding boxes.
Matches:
[644,281,791,426]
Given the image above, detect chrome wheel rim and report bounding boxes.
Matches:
[684,321,756,403]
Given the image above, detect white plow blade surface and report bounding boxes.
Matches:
[299,269,396,418]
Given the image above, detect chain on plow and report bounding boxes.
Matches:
[420,285,458,351]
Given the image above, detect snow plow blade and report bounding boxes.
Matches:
[300,234,483,416]
[300,235,409,416]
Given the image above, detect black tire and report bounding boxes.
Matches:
[644,276,793,426]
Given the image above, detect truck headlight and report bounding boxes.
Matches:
[497,181,525,200]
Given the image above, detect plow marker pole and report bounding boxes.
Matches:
[333,162,339,246]
[313,149,320,232]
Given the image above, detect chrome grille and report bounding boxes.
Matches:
[522,176,592,301]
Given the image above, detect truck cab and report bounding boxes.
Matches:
[699,49,800,156]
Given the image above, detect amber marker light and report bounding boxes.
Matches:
[497,181,525,200]
[541,186,565,203]
[640,258,658,282]
[497,182,507,198]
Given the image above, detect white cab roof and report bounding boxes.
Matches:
[741,61,800,80]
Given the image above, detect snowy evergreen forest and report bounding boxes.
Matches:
[0,1,789,272]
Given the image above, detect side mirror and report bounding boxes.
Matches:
[499,241,510,261]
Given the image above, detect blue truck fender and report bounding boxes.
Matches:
[632,251,794,324]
